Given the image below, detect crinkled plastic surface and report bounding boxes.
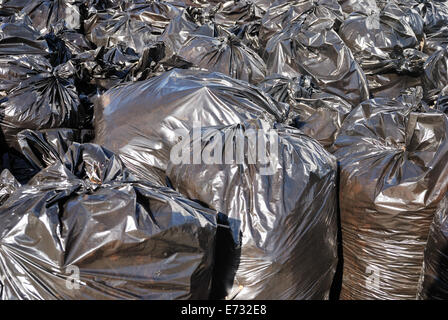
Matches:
[176,33,266,84]
[94,68,286,184]
[417,194,448,300]
[21,0,82,33]
[338,4,423,75]
[166,119,338,300]
[84,2,179,54]
[263,19,369,106]
[259,0,344,49]
[338,0,379,16]
[259,74,352,148]
[0,63,83,151]
[334,101,448,300]
[0,143,217,299]
[423,47,448,101]
[0,168,19,205]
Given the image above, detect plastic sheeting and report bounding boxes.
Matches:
[166,119,338,299]
[334,100,448,299]
[417,194,448,300]
[94,68,287,184]
[0,143,217,299]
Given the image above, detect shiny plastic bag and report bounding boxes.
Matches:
[263,19,369,106]
[176,33,266,84]
[259,74,352,149]
[0,15,51,95]
[0,168,20,205]
[423,47,448,101]
[334,101,448,299]
[0,143,217,300]
[84,1,180,54]
[417,194,448,300]
[338,4,424,75]
[0,62,83,151]
[166,119,338,299]
[94,68,287,184]
[20,0,82,33]
[259,0,344,50]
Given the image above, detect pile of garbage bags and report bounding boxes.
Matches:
[1,0,448,300]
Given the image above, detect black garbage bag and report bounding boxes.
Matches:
[263,19,369,106]
[423,47,448,102]
[413,0,448,36]
[0,168,19,205]
[424,26,448,55]
[212,0,264,28]
[84,1,180,54]
[166,119,338,300]
[0,0,36,16]
[44,22,93,66]
[0,127,93,185]
[417,194,448,300]
[0,15,51,95]
[0,62,84,151]
[338,4,425,75]
[338,0,379,16]
[435,85,448,114]
[366,72,423,99]
[159,8,212,55]
[259,0,344,51]
[259,74,352,149]
[334,101,448,300]
[16,128,94,170]
[20,0,82,32]
[0,143,217,300]
[176,33,266,84]
[94,68,286,185]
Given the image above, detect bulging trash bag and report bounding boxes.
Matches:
[20,0,82,33]
[0,62,83,151]
[159,8,216,56]
[176,33,266,84]
[263,19,369,106]
[166,119,338,300]
[334,101,448,300]
[94,68,286,184]
[0,14,49,55]
[0,15,52,95]
[338,4,425,75]
[84,2,179,54]
[258,74,352,148]
[0,143,217,300]
[423,47,448,102]
[338,0,379,16]
[72,42,165,92]
[417,194,448,300]
[212,0,264,27]
[259,0,344,50]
